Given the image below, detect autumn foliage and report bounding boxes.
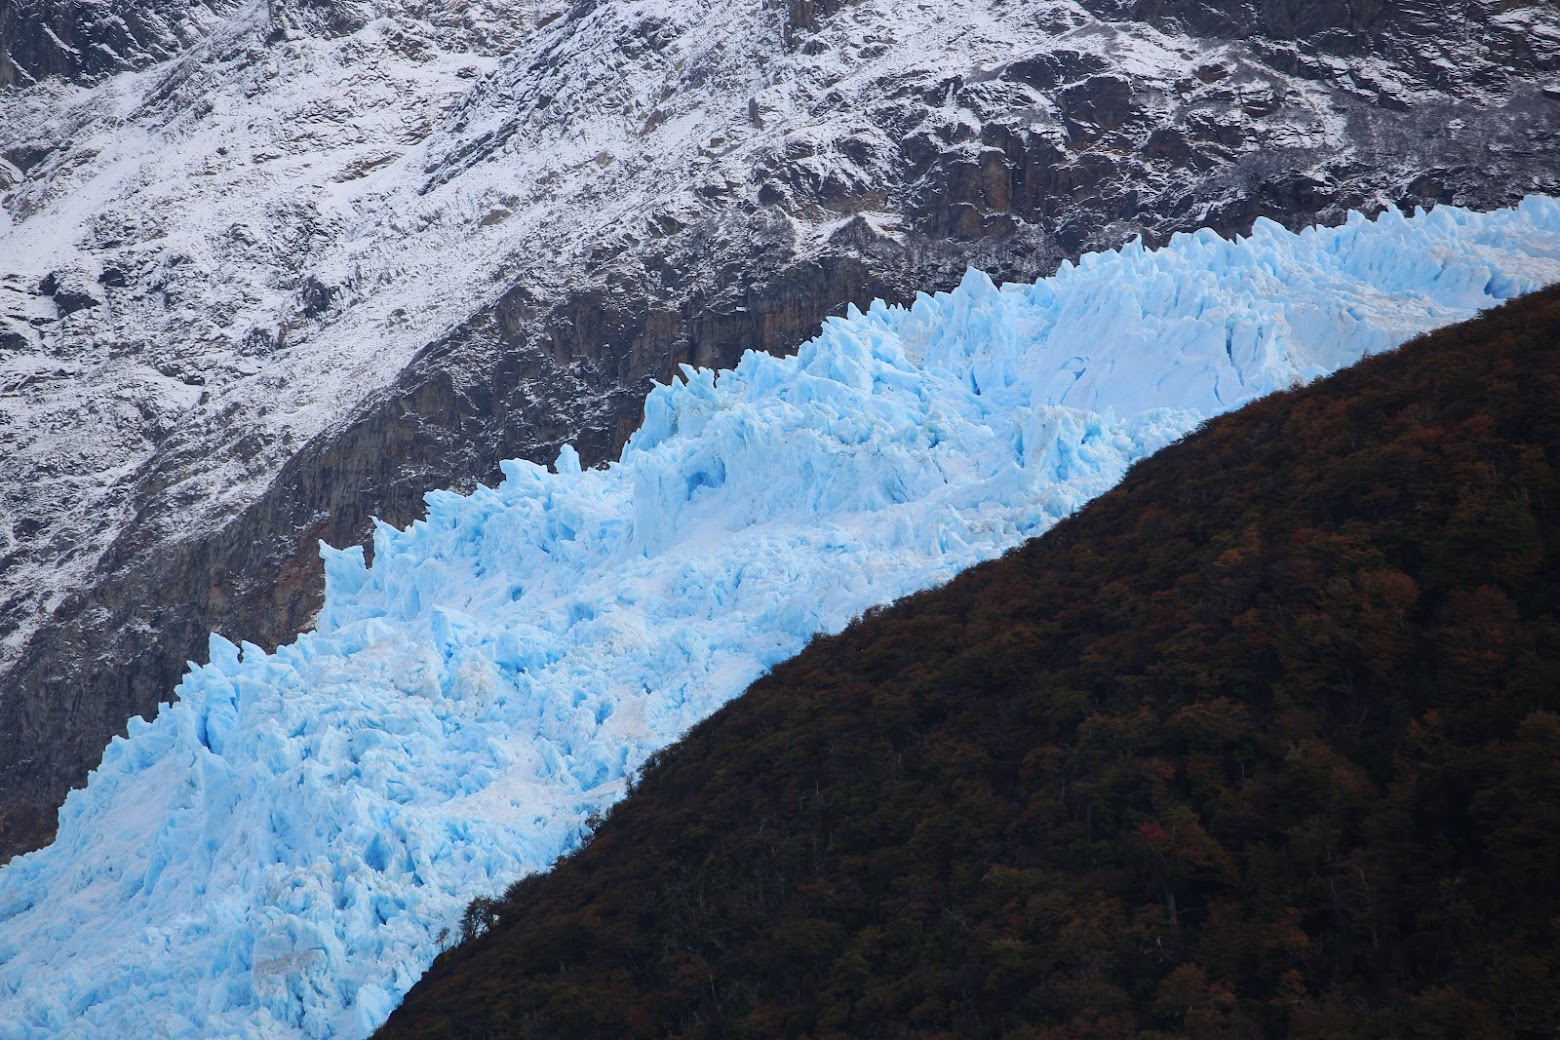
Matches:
[379,286,1560,1039]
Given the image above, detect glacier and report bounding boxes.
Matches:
[1,198,1559,1039]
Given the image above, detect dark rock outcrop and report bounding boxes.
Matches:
[0,0,238,87]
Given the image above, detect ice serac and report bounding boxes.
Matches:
[0,200,1558,1039]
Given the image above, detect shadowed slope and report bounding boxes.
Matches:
[381,286,1560,1039]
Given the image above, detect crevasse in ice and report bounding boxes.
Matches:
[1,198,1558,1039]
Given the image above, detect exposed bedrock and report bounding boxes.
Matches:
[0,0,241,88]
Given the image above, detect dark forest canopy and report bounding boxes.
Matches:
[380,286,1560,1040]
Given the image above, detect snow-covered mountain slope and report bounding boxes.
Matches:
[0,0,572,853]
[0,199,1556,1040]
[0,0,558,644]
[3,1,1560,863]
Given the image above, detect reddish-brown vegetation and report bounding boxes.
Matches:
[380,286,1560,1039]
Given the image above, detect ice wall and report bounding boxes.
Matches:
[1,198,1558,1039]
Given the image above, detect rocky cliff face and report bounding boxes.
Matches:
[2,0,1557,861]
[0,0,239,88]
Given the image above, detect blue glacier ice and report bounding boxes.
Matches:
[1,198,1559,1039]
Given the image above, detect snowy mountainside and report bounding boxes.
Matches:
[1,0,563,655]
[3,0,1560,863]
[0,200,1556,1039]
[0,0,571,852]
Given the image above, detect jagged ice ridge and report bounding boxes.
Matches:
[1,198,1558,1039]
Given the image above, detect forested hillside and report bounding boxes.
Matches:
[381,286,1560,1039]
